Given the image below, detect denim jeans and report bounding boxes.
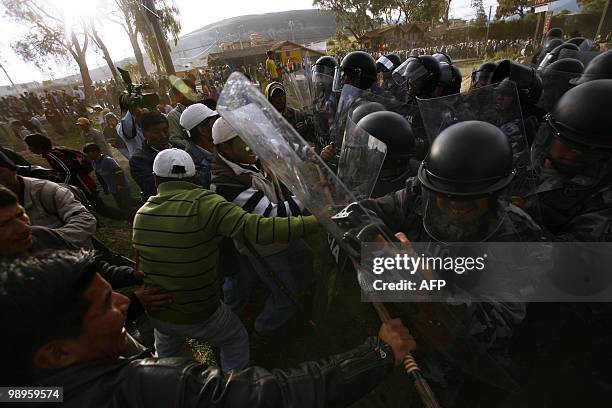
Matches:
[150,302,249,372]
[223,240,313,333]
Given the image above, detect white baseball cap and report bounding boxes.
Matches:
[212,117,239,145]
[153,148,196,179]
[179,103,218,132]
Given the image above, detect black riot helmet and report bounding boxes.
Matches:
[565,37,588,47]
[537,59,584,113]
[313,56,338,77]
[546,58,585,74]
[491,60,543,107]
[437,63,462,96]
[418,121,515,197]
[548,79,612,150]
[570,50,612,85]
[350,102,386,124]
[543,38,564,55]
[432,52,452,64]
[376,53,402,73]
[470,61,498,89]
[393,55,441,98]
[356,111,415,170]
[333,51,378,91]
[418,121,515,242]
[538,42,580,70]
[545,27,564,40]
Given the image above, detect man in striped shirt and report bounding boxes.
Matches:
[133,148,319,372]
[210,118,313,335]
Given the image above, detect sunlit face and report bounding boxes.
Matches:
[435,195,490,222]
[144,122,170,150]
[220,137,256,165]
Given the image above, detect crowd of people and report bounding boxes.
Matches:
[1,26,612,407]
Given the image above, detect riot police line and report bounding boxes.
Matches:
[215,28,612,405]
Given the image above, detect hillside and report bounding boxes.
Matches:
[172,9,337,60]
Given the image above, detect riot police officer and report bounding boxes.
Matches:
[526,79,612,241]
[355,111,419,197]
[392,55,441,100]
[363,120,543,243]
[312,56,339,149]
[333,51,378,92]
[470,61,498,90]
[358,120,545,406]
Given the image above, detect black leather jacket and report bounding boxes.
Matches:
[34,337,394,408]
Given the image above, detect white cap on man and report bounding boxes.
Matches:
[153,148,196,179]
[212,117,239,145]
[179,103,218,136]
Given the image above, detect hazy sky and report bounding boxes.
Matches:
[0,0,497,86]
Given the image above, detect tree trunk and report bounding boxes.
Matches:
[143,0,175,75]
[76,54,94,101]
[90,27,121,84]
[120,5,148,79]
[126,25,148,78]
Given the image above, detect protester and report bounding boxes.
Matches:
[266,50,280,81]
[117,94,145,158]
[83,143,134,214]
[0,151,97,247]
[103,113,129,159]
[132,148,321,371]
[129,111,184,203]
[210,117,314,334]
[178,103,219,188]
[23,133,128,221]
[75,117,112,156]
[166,77,196,142]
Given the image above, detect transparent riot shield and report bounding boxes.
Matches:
[283,69,313,114]
[217,72,523,394]
[217,72,395,257]
[310,71,336,149]
[337,116,387,200]
[417,82,534,198]
[330,84,406,149]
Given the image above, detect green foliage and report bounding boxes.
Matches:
[313,0,380,41]
[313,0,453,40]
[1,0,94,97]
[471,0,488,26]
[495,0,532,19]
[577,0,607,13]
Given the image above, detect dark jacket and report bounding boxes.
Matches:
[129,141,184,203]
[33,337,394,408]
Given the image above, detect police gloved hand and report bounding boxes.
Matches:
[379,318,417,366]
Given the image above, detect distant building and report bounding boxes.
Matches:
[361,23,429,50]
[208,40,324,68]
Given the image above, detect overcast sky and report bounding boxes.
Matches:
[0,0,498,86]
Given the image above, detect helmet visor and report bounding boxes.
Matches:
[422,187,508,243]
[392,57,428,86]
[313,64,335,77]
[376,55,395,72]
